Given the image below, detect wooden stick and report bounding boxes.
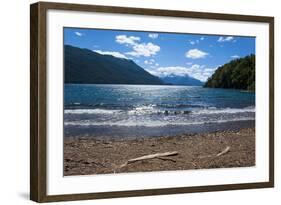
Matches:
[157,157,177,162]
[198,146,231,159]
[128,151,178,163]
[216,146,230,157]
[119,151,178,168]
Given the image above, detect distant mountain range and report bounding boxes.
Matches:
[64,45,203,86]
[160,74,203,86]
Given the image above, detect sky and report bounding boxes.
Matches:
[64,27,255,82]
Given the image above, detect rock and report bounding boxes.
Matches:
[82,161,90,165]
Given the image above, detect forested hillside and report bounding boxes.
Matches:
[64,45,164,85]
[204,54,255,91]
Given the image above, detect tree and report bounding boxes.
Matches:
[204,54,255,91]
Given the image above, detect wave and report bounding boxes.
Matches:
[64,117,255,127]
[128,108,191,115]
[64,105,255,116]
[193,106,255,115]
[128,105,159,115]
[64,108,122,114]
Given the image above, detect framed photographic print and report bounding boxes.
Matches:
[30,1,274,202]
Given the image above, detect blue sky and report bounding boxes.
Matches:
[64,28,255,82]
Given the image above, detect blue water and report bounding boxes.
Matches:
[64,84,255,138]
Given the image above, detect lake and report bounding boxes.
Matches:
[64,84,255,138]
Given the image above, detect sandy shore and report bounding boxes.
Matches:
[64,128,255,176]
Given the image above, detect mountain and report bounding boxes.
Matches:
[160,74,203,86]
[64,45,164,85]
[204,54,255,91]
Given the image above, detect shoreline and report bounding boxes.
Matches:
[64,120,255,139]
[64,128,255,176]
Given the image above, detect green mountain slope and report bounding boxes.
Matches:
[64,45,164,85]
[204,54,255,91]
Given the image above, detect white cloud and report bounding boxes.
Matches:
[126,42,160,57]
[144,59,159,68]
[74,32,83,36]
[116,35,160,57]
[185,49,209,59]
[231,55,240,59]
[148,33,159,39]
[189,41,196,45]
[93,50,128,59]
[217,36,234,42]
[189,39,200,45]
[146,64,217,82]
[144,59,155,65]
[115,35,140,45]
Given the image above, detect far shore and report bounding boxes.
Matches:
[64,128,255,176]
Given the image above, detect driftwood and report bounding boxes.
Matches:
[119,151,178,168]
[198,146,230,159]
[157,157,177,163]
[216,146,230,157]
[117,146,230,171]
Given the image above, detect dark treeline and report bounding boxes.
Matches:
[204,54,255,91]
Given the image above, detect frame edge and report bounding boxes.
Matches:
[30,2,48,202]
[30,2,40,202]
[37,1,274,22]
[268,17,274,187]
